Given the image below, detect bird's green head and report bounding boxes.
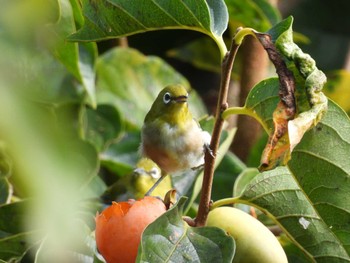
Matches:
[131,158,172,198]
[145,84,192,125]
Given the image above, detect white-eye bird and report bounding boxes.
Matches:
[102,158,172,202]
[140,84,211,195]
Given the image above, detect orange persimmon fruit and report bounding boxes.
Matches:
[95,196,166,263]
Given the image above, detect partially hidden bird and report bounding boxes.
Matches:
[140,84,211,196]
[101,158,172,202]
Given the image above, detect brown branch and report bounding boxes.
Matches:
[194,38,240,227]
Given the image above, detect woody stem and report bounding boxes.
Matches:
[194,32,241,227]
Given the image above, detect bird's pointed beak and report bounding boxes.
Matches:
[174,95,188,103]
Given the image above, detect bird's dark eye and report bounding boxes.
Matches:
[163,92,172,104]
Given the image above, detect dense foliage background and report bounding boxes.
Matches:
[0,0,349,262]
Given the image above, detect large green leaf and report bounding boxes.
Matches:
[69,0,228,55]
[137,197,235,262]
[235,100,350,262]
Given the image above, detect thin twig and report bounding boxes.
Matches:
[194,35,241,227]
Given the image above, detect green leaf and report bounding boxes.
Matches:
[233,168,259,197]
[0,232,38,262]
[69,0,228,56]
[101,131,140,176]
[0,201,30,235]
[0,144,11,178]
[49,0,97,107]
[226,0,281,32]
[137,197,235,263]
[236,101,350,261]
[226,77,280,133]
[279,234,313,263]
[0,178,11,205]
[96,47,208,128]
[167,0,281,73]
[69,0,85,29]
[84,104,123,152]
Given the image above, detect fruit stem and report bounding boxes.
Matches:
[210,197,240,210]
[194,29,244,227]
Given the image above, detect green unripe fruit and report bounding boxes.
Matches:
[206,207,287,263]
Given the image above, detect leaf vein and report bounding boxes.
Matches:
[150,0,183,26]
[292,149,350,176]
[105,0,148,29]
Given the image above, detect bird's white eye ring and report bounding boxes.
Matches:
[163,92,172,104]
[149,168,160,179]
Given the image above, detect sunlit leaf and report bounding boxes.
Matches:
[69,0,228,55]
